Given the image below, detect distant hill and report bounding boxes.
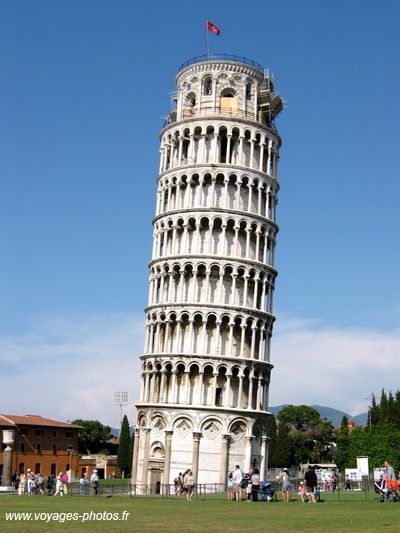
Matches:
[110,426,135,437]
[269,404,368,427]
[109,407,368,435]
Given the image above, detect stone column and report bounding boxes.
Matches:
[1,430,15,486]
[245,180,252,213]
[163,430,173,493]
[244,435,254,472]
[219,434,231,487]
[212,372,218,406]
[260,436,268,481]
[226,134,232,163]
[238,373,244,408]
[247,378,254,410]
[224,374,231,407]
[141,428,151,490]
[262,436,271,479]
[192,432,202,482]
[130,428,140,488]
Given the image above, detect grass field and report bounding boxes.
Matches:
[0,493,399,533]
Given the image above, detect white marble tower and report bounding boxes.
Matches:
[132,55,283,490]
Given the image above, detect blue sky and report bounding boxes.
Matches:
[1,1,400,425]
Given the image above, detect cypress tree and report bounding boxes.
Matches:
[117,415,131,477]
[270,423,293,468]
[387,392,395,425]
[266,415,278,467]
[380,389,389,425]
[369,394,379,427]
[340,415,349,431]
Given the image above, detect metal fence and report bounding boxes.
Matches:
[178,55,264,73]
[163,106,278,130]
[63,478,393,504]
[66,482,227,498]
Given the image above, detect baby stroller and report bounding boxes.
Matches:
[374,479,400,503]
[258,481,278,502]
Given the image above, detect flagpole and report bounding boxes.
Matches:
[205,18,208,59]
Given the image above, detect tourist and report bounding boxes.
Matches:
[186,470,194,501]
[178,472,184,495]
[79,475,88,494]
[331,472,338,492]
[26,469,34,495]
[227,473,234,501]
[54,473,64,496]
[47,474,55,494]
[277,468,291,502]
[298,481,306,503]
[36,472,44,495]
[183,469,190,495]
[245,475,252,502]
[90,469,99,496]
[251,468,261,502]
[174,475,180,495]
[18,473,26,496]
[304,465,317,503]
[232,465,243,502]
[384,461,395,480]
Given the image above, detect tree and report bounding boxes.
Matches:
[117,415,131,478]
[270,423,293,468]
[379,389,389,425]
[266,415,277,467]
[71,419,112,454]
[369,394,379,427]
[276,405,335,464]
[335,419,351,470]
[340,415,349,431]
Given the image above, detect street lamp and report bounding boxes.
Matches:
[114,391,128,426]
[67,446,74,482]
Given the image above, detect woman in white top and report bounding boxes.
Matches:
[250,468,261,502]
[54,473,64,496]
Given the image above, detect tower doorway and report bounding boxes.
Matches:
[150,469,161,494]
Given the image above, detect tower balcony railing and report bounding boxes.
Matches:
[178,54,264,73]
[163,106,278,132]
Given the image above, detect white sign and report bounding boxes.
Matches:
[345,468,362,481]
[356,456,369,476]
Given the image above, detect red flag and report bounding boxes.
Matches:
[207,21,220,35]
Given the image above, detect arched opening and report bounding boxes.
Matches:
[220,88,238,116]
[203,76,212,96]
[218,127,228,163]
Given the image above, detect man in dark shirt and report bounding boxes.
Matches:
[304,465,318,503]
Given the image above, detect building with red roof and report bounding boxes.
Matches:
[0,414,82,479]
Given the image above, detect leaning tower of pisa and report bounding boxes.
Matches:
[132,55,283,490]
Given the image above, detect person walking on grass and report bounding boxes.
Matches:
[91,469,99,496]
[54,473,64,496]
[227,473,234,501]
[18,473,26,496]
[232,465,243,502]
[186,470,194,501]
[36,473,44,495]
[277,468,291,502]
[304,465,317,503]
[298,481,306,503]
[251,468,261,502]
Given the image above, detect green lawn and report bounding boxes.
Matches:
[1,493,399,532]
